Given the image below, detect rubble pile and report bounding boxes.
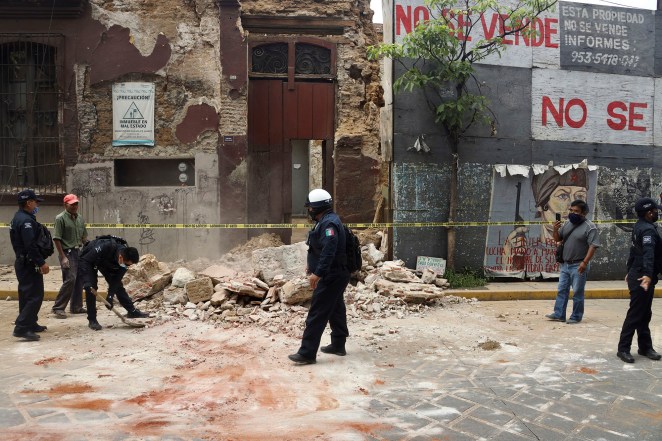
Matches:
[124,232,473,337]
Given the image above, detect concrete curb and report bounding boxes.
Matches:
[1,290,107,301]
[445,288,636,301]
[0,288,650,302]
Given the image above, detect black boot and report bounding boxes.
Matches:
[126,309,149,318]
[320,344,347,356]
[88,320,102,331]
[13,329,40,341]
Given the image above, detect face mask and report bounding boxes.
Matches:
[119,263,127,269]
[31,207,39,215]
[568,213,584,224]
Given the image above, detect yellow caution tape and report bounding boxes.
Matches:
[0,219,637,229]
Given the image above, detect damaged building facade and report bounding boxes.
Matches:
[384,0,662,279]
[0,0,386,264]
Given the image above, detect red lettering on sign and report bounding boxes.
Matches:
[565,98,587,128]
[531,18,545,47]
[396,5,430,36]
[607,101,627,130]
[545,18,559,48]
[542,97,587,128]
[395,6,557,49]
[542,96,564,126]
[607,102,648,132]
[629,102,647,132]
[499,14,513,45]
[481,12,498,40]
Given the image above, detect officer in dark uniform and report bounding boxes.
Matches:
[78,236,149,331]
[10,189,50,341]
[289,189,350,365]
[617,197,662,363]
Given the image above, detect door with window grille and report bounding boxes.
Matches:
[0,35,64,194]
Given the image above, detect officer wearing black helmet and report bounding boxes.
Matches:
[617,197,662,363]
[10,189,50,341]
[78,236,149,331]
[289,189,350,365]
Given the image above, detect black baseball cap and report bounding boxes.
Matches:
[634,197,661,214]
[17,189,44,203]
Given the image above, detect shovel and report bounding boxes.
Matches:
[91,288,146,328]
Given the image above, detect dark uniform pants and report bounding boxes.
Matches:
[14,258,44,332]
[298,269,351,359]
[618,274,656,353]
[80,267,135,322]
[52,248,83,312]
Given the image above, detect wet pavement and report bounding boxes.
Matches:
[0,296,661,440]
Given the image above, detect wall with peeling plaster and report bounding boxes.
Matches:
[392,60,662,279]
[0,0,384,264]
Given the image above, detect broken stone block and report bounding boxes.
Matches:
[280,277,313,305]
[364,243,384,267]
[172,267,196,288]
[420,268,436,284]
[210,289,230,306]
[223,280,267,299]
[252,242,307,284]
[163,286,188,305]
[124,254,173,300]
[185,277,214,304]
[199,264,237,283]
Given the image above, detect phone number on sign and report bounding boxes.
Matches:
[570,51,639,68]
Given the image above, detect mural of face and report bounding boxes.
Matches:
[540,185,588,240]
[532,168,589,242]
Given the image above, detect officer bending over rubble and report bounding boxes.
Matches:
[78,235,149,330]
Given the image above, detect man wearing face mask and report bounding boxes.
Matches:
[288,189,350,365]
[545,199,600,324]
[10,189,50,341]
[616,197,662,363]
[78,235,149,331]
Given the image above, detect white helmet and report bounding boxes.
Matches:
[305,188,332,209]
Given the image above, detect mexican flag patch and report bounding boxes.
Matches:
[325,227,335,237]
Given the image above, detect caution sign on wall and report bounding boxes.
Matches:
[112,82,155,146]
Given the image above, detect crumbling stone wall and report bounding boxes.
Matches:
[0,0,384,264]
[240,0,386,222]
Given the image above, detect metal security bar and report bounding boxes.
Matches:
[0,34,64,195]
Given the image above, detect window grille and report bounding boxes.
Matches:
[0,34,64,195]
[250,42,334,77]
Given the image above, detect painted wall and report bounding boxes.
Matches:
[387,1,662,279]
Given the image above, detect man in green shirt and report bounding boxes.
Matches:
[52,194,88,318]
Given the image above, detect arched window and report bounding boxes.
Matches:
[250,39,335,79]
[295,43,331,75]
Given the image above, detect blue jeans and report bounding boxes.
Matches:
[553,262,587,321]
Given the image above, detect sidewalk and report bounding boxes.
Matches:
[0,276,633,302]
[445,280,632,301]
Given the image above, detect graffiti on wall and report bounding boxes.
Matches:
[484,165,597,279]
[596,168,651,232]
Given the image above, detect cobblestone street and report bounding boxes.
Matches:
[1,298,661,440]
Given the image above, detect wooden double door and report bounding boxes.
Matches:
[247,79,335,241]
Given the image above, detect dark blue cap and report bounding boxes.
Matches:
[634,197,661,214]
[17,189,44,203]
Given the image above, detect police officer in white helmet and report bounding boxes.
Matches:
[288,189,351,364]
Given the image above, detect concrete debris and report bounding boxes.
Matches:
[124,254,172,300]
[171,267,196,288]
[252,242,307,284]
[280,278,313,305]
[133,233,471,338]
[185,277,214,304]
